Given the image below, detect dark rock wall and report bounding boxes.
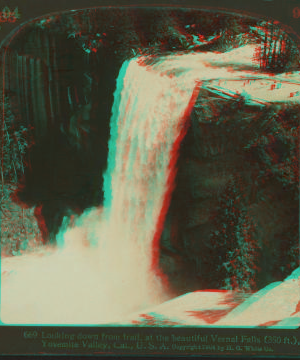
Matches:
[159,88,299,294]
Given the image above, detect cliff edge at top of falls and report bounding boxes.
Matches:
[143,44,300,95]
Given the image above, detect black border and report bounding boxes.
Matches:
[0,0,300,358]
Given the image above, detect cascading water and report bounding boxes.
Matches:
[98,58,201,311]
[1,55,200,324]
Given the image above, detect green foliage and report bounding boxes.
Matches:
[0,92,42,256]
[278,226,300,278]
[246,104,300,192]
[210,175,260,292]
[1,185,42,256]
[256,21,300,73]
[1,94,28,183]
[225,213,259,291]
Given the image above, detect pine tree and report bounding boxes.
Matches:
[209,174,260,291]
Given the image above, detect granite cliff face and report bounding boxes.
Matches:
[160,82,300,293]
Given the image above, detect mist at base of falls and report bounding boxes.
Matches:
[1,55,200,325]
[1,207,168,324]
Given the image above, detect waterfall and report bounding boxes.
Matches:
[98,58,200,310]
[1,55,200,325]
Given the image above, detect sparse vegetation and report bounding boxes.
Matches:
[0,91,42,256]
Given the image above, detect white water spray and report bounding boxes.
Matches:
[1,55,200,325]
